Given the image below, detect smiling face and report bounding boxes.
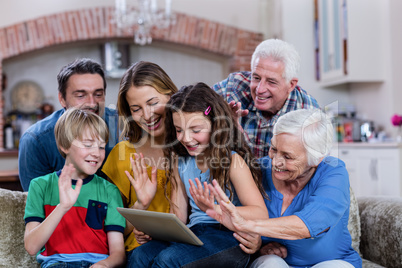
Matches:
[61,128,106,179]
[250,57,297,117]
[59,73,106,117]
[268,133,316,184]
[173,111,212,157]
[126,85,171,139]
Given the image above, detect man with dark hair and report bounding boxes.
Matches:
[18,58,119,191]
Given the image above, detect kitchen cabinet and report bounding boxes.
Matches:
[332,143,402,197]
[314,0,385,87]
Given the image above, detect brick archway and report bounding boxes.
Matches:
[0,6,263,148]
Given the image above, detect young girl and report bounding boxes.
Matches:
[129,82,268,267]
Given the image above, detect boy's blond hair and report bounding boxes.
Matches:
[54,107,109,158]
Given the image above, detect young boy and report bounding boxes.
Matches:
[24,108,125,268]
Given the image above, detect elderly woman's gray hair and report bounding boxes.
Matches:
[251,39,300,83]
[273,109,334,166]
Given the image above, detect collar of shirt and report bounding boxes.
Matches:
[252,86,307,128]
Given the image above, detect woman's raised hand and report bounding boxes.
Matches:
[189,178,217,213]
[125,153,157,210]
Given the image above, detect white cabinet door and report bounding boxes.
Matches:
[375,149,401,196]
[357,152,381,196]
[337,148,360,195]
[336,145,402,197]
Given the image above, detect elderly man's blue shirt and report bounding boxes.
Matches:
[259,156,361,268]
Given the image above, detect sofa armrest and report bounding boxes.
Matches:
[358,196,402,268]
[0,188,38,267]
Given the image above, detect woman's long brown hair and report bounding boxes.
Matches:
[116,61,178,205]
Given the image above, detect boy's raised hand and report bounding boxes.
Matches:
[189,178,217,213]
[58,164,82,211]
[125,153,157,210]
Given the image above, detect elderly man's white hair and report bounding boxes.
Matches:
[273,109,334,166]
[251,39,300,83]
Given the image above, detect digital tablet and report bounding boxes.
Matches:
[116,207,204,246]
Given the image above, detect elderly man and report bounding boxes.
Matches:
[213,39,319,158]
[18,58,119,191]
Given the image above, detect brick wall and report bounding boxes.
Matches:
[0,6,263,150]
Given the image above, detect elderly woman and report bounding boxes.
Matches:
[207,109,362,268]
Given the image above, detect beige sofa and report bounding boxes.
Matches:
[0,187,401,268]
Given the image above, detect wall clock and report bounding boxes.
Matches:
[11,80,45,113]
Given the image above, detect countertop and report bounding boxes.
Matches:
[336,142,402,148]
[0,149,18,157]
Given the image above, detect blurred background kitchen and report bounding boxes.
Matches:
[1,0,401,197]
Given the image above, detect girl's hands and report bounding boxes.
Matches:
[133,226,152,244]
[125,153,157,210]
[206,179,248,232]
[189,178,218,213]
[58,164,82,211]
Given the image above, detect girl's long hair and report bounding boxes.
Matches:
[164,82,265,200]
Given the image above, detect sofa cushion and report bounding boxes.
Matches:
[348,187,361,256]
[362,259,386,268]
[358,196,402,268]
[0,188,37,267]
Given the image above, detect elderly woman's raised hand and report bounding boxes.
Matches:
[206,179,249,232]
[206,179,263,254]
[125,153,158,210]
